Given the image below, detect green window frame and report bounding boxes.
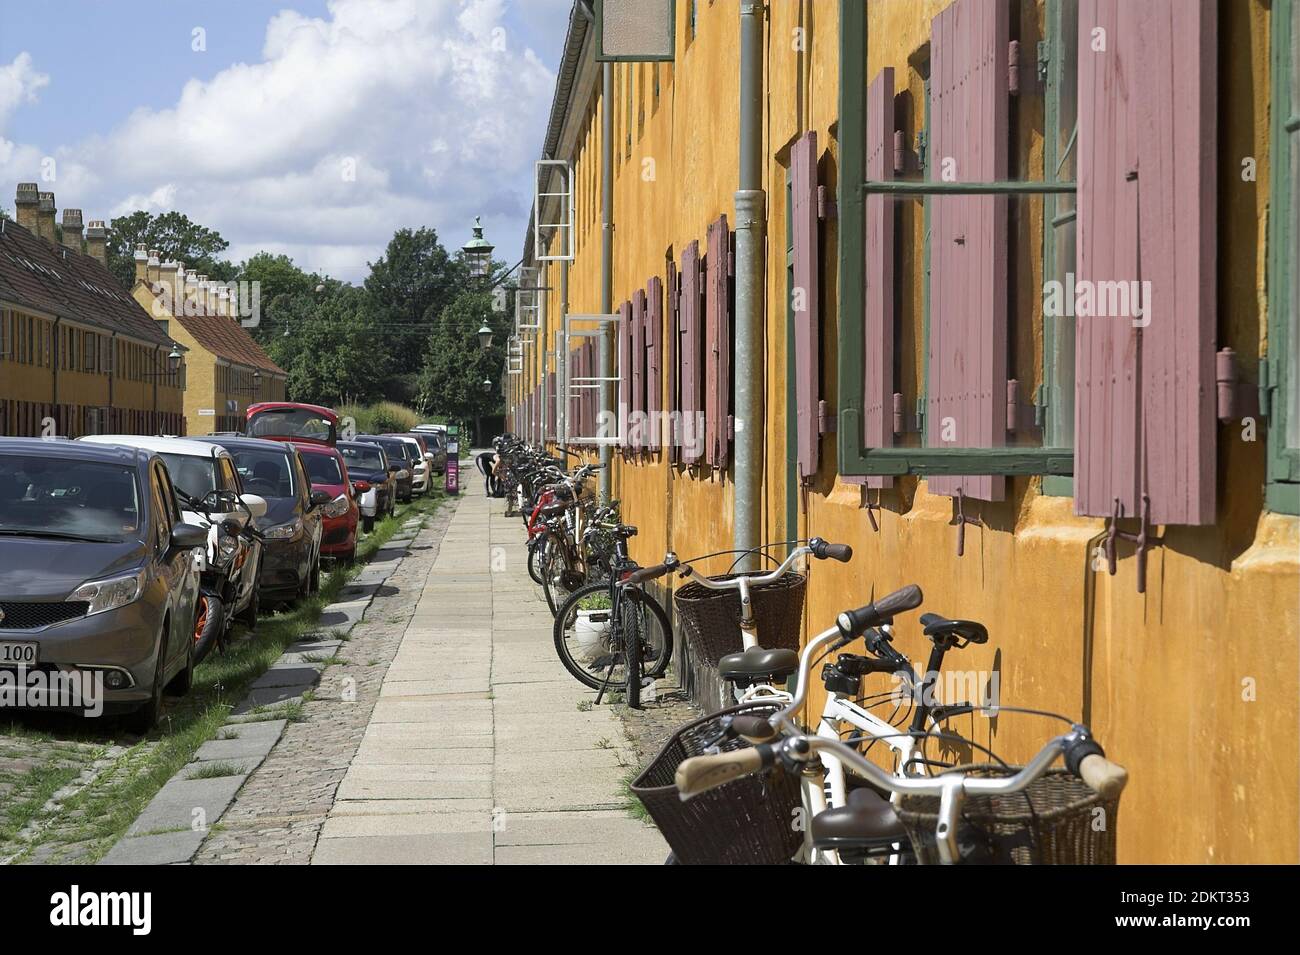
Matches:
[1041,0,1079,496]
[836,0,1074,480]
[1267,0,1300,514]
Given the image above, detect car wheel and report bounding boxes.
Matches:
[310,555,322,594]
[125,618,168,734]
[167,630,195,696]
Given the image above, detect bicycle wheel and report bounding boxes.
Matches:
[527,539,545,585]
[553,583,672,690]
[623,592,642,709]
[542,534,583,615]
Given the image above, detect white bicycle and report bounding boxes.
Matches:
[631,547,977,864]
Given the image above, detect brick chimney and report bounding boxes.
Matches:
[134,243,149,283]
[36,192,57,245]
[85,220,108,267]
[60,208,83,253]
[147,249,161,286]
[159,260,179,309]
[14,183,39,232]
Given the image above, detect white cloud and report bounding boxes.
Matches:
[0,52,49,132]
[4,0,563,281]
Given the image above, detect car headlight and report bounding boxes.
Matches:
[262,518,302,540]
[69,571,145,616]
[323,493,350,518]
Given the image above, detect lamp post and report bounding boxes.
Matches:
[477,324,493,350]
[462,217,495,279]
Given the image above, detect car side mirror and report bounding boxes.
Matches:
[239,493,268,520]
[170,523,209,551]
[309,489,333,509]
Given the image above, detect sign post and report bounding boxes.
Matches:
[445,425,460,494]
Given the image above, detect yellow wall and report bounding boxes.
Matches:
[519,0,1299,863]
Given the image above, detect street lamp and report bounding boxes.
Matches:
[477,323,494,350]
[462,216,494,278]
[481,377,492,393]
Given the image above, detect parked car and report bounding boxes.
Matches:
[407,431,447,477]
[0,438,206,731]
[385,434,430,496]
[293,442,358,562]
[245,402,339,446]
[194,437,327,604]
[80,436,268,659]
[337,441,397,532]
[355,435,413,503]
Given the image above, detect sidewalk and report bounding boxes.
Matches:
[311,491,666,864]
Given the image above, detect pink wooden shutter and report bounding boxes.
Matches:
[706,215,731,468]
[584,340,596,441]
[632,289,646,451]
[863,67,897,489]
[1075,0,1217,525]
[680,240,703,464]
[646,276,664,451]
[575,343,587,441]
[667,262,680,460]
[619,300,632,441]
[792,130,821,481]
[927,0,1010,502]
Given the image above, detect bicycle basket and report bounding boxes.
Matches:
[630,702,803,865]
[894,765,1121,865]
[673,571,806,666]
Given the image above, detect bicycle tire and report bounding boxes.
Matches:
[542,534,581,615]
[527,539,545,585]
[553,583,673,690]
[624,590,642,709]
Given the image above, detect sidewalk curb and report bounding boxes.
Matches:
[99,519,426,866]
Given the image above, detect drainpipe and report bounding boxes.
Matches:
[599,60,615,497]
[733,1,766,571]
[561,258,570,449]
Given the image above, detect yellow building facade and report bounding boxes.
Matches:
[512,0,1300,863]
[1,185,184,437]
[131,252,286,438]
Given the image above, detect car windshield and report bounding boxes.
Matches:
[302,452,343,484]
[339,445,384,470]
[0,455,140,540]
[247,409,335,443]
[230,449,295,498]
[158,453,217,502]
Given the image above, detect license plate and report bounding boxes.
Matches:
[0,641,38,666]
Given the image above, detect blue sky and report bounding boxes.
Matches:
[0,0,572,281]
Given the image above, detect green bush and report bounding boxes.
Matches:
[337,401,422,435]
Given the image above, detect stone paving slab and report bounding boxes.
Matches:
[126,775,248,837]
[100,830,206,866]
[313,831,493,865]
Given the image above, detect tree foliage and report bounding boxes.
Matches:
[106,210,236,288]
[416,290,511,430]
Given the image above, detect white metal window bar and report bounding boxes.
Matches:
[562,312,621,446]
[534,160,575,262]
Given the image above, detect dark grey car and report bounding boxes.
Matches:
[0,439,206,731]
[195,436,327,604]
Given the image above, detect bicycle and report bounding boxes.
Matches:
[633,585,1129,864]
[552,519,673,708]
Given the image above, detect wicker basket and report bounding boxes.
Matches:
[630,702,803,865]
[673,571,806,666]
[895,765,1121,865]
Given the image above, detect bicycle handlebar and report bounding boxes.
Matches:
[835,584,924,640]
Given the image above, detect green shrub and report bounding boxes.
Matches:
[337,401,422,435]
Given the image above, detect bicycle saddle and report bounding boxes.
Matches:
[718,647,799,684]
[919,613,988,648]
[810,787,907,850]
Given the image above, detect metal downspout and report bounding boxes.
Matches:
[733,0,766,570]
[599,60,614,496]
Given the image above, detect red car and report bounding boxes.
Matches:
[292,442,358,562]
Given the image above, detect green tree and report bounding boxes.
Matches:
[364,227,469,378]
[417,290,510,443]
[264,285,393,406]
[105,210,236,289]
